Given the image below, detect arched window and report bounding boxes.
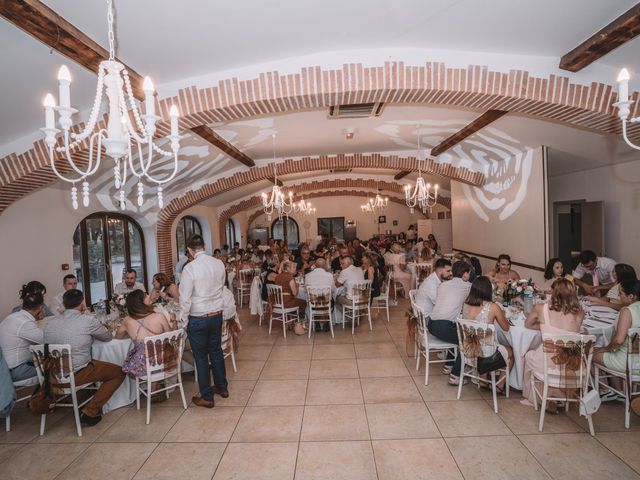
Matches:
[176,215,202,257]
[72,213,147,306]
[271,217,299,249]
[225,218,237,247]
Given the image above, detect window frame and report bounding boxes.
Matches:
[225,218,237,247]
[176,215,203,257]
[271,216,300,248]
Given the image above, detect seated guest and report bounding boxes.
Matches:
[428,261,472,385]
[331,245,349,272]
[213,248,221,259]
[542,258,572,293]
[462,276,514,393]
[114,269,146,295]
[274,261,307,319]
[336,256,366,305]
[305,258,334,290]
[261,257,279,302]
[416,258,452,316]
[593,280,640,398]
[352,238,365,266]
[405,241,417,263]
[361,253,380,299]
[427,234,439,253]
[296,247,313,274]
[44,289,125,426]
[388,242,412,298]
[418,246,434,265]
[49,274,78,315]
[487,254,520,292]
[586,263,636,310]
[11,281,54,317]
[521,278,584,411]
[0,289,44,381]
[149,273,180,304]
[572,250,616,296]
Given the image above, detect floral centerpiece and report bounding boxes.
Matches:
[503,278,536,304]
[111,293,128,318]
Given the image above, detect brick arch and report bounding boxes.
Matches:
[3,60,639,216]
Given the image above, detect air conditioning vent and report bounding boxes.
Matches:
[329,168,353,173]
[328,102,385,119]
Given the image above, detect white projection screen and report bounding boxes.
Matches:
[451,146,549,269]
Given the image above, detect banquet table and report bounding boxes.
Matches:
[91,338,136,413]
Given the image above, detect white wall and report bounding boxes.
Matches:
[548,159,640,269]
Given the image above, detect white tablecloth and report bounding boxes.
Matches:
[91,338,135,414]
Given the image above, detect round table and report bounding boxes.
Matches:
[91,338,136,413]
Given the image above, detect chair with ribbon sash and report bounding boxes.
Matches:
[343,281,372,335]
[414,310,458,385]
[307,286,334,338]
[414,263,433,289]
[266,284,299,338]
[371,272,392,322]
[237,269,257,308]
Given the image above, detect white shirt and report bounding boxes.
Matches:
[337,265,365,299]
[606,283,621,303]
[416,272,442,316]
[572,257,616,285]
[180,250,226,317]
[430,277,471,321]
[113,281,146,295]
[305,268,335,293]
[0,310,43,369]
[222,286,237,319]
[49,291,65,315]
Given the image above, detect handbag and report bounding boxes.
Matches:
[477,350,507,375]
[294,321,307,336]
[579,376,601,417]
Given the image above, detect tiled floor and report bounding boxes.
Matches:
[2,299,640,479]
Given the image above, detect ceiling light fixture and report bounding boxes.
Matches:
[404,126,438,214]
[293,195,316,217]
[615,68,640,152]
[261,134,292,221]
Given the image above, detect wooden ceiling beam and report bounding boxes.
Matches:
[560,4,640,72]
[394,171,410,180]
[0,0,144,100]
[431,110,507,157]
[190,125,255,168]
[266,176,283,187]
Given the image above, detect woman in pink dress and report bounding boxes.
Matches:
[521,278,584,412]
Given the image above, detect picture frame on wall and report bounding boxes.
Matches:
[392,220,398,226]
[378,215,386,224]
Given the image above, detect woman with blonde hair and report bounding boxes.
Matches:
[521,278,584,412]
[273,261,307,321]
[388,242,412,298]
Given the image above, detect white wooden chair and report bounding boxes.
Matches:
[594,327,640,429]
[5,376,39,432]
[415,310,458,385]
[136,329,188,425]
[531,333,597,435]
[343,281,372,335]
[222,312,238,373]
[455,319,509,412]
[266,284,299,338]
[237,268,256,308]
[30,344,99,437]
[371,272,392,322]
[307,286,334,338]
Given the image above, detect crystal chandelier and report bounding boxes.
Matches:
[261,134,292,221]
[361,189,388,215]
[41,0,180,211]
[404,127,438,214]
[615,68,640,151]
[293,196,316,216]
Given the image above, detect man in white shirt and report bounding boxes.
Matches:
[113,269,146,295]
[427,261,471,385]
[336,256,365,305]
[0,290,44,381]
[49,274,78,315]
[416,258,452,316]
[179,234,227,408]
[305,258,335,291]
[572,250,617,296]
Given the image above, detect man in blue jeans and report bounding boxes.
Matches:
[179,234,228,408]
[427,260,471,386]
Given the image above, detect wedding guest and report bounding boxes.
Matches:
[261,257,279,302]
[305,258,334,291]
[405,241,417,263]
[586,263,637,310]
[572,250,616,296]
[336,255,366,306]
[179,234,228,408]
[0,289,44,381]
[416,258,452,316]
[149,273,180,304]
[462,276,514,393]
[331,245,349,272]
[427,234,439,253]
[11,281,53,317]
[44,289,125,426]
[114,269,146,295]
[49,274,78,315]
[388,242,412,298]
[418,246,434,265]
[487,254,520,292]
[274,261,307,319]
[406,224,416,242]
[521,278,584,412]
[296,247,313,274]
[428,261,472,385]
[361,254,380,299]
[542,258,571,293]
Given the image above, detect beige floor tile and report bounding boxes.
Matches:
[260,360,311,379]
[427,400,511,437]
[159,380,199,407]
[354,342,401,358]
[447,436,551,480]
[134,443,226,480]
[306,378,363,405]
[58,443,156,480]
[357,357,410,377]
[0,405,67,444]
[34,407,129,443]
[226,360,265,381]
[495,398,583,435]
[248,379,308,406]
[312,330,356,345]
[366,403,440,439]
[361,376,423,403]
[0,444,25,465]
[309,359,359,379]
[567,401,640,432]
[213,442,297,480]
[414,373,483,402]
[241,333,278,346]
[598,432,640,474]
[351,329,393,344]
[268,345,313,361]
[301,405,370,441]
[275,334,315,346]
[312,343,356,360]
[236,345,273,361]
[2,443,88,480]
[520,433,639,479]
[232,406,303,442]
[214,380,257,407]
[295,441,377,480]
[373,438,463,480]
[164,406,243,442]
[96,406,184,443]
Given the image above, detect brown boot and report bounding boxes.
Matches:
[214,387,229,398]
[192,395,214,408]
[631,397,640,417]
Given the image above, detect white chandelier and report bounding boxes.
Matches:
[41,0,180,211]
[261,134,292,221]
[293,196,316,216]
[615,68,640,151]
[404,127,438,214]
[361,190,388,215]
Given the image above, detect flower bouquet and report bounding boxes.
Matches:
[503,278,536,304]
[111,293,128,319]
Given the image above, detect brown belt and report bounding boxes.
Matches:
[190,310,223,318]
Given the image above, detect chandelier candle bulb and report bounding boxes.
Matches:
[618,68,630,103]
[143,76,155,116]
[43,94,55,130]
[57,66,71,109]
[169,105,179,136]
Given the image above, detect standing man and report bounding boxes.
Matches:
[179,234,228,408]
[572,250,617,296]
[114,269,146,295]
[49,274,78,315]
